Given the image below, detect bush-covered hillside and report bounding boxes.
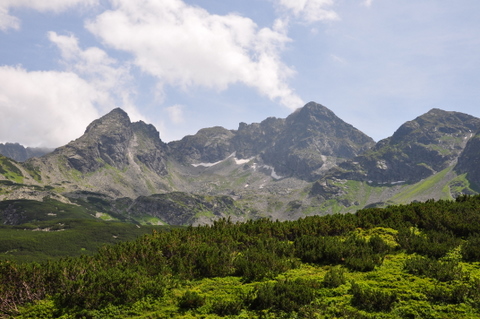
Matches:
[3,195,480,318]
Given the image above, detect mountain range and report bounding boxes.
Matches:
[1,102,479,226]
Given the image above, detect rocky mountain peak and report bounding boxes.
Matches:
[25,107,169,197]
[288,101,336,124]
[455,130,480,190]
[168,126,235,164]
[84,108,131,136]
[391,109,479,145]
[327,108,480,185]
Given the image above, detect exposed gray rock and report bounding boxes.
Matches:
[455,130,480,190]
[169,102,374,181]
[324,109,480,185]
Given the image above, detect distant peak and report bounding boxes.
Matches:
[104,107,130,119]
[84,108,131,135]
[288,102,336,123]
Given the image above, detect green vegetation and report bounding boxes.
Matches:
[390,166,453,203]
[0,157,24,183]
[3,195,480,317]
[0,198,173,263]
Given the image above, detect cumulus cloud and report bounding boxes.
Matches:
[0,0,98,31]
[274,0,339,23]
[48,31,141,118]
[86,0,304,110]
[0,66,101,147]
[0,32,144,148]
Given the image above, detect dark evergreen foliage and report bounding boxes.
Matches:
[403,256,466,282]
[248,279,317,312]
[178,291,205,310]
[2,195,480,316]
[322,266,347,288]
[350,281,397,312]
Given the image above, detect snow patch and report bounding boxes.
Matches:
[192,152,254,167]
[191,159,224,168]
[235,157,254,165]
[263,165,283,180]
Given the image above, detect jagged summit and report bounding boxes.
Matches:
[2,102,480,225]
[390,108,479,144]
[25,107,169,197]
[169,101,374,180]
[84,108,131,136]
[322,108,480,186]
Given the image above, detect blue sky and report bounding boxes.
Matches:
[1,0,479,147]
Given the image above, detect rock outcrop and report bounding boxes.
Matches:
[455,130,480,190]
[324,109,480,185]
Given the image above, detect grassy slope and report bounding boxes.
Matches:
[0,198,173,263]
[0,221,170,263]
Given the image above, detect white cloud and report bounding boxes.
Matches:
[0,0,98,31]
[0,31,146,148]
[86,0,304,110]
[165,105,185,124]
[48,31,139,118]
[0,66,101,147]
[274,0,339,23]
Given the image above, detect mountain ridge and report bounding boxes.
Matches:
[1,102,480,225]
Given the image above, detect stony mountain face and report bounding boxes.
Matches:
[2,103,480,225]
[25,108,171,198]
[168,126,236,164]
[56,108,168,175]
[169,102,375,181]
[0,143,52,162]
[455,130,480,190]
[258,102,375,180]
[321,109,480,185]
[118,192,246,226]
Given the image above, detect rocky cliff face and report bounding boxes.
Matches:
[168,126,235,164]
[56,108,167,175]
[259,102,375,180]
[25,108,170,198]
[2,103,480,226]
[121,192,246,226]
[169,102,375,181]
[455,130,480,190]
[323,109,480,185]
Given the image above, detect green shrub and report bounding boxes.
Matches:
[427,284,470,304]
[350,281,397,312]
[234,247,294,282]
[249,279,316,313]
[396,228,461,259]
[322,266,347,288]
[404,256,466,282]
[210,298,244,316]
[462,234,480,262]
[178,291,205,310]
